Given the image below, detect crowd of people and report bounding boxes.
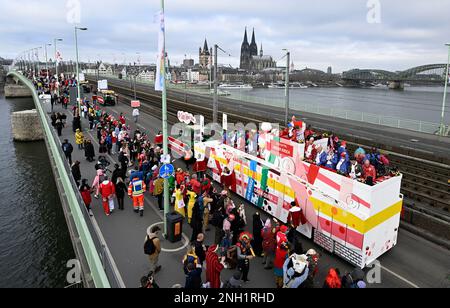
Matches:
[33,72,368,289]
[225,115,400,187]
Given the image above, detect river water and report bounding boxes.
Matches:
[226,86,450,124]
[0,94,74,288]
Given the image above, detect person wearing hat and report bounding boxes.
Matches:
[336,151,350,176]
[205,245,226,289]
[274,225,289,288]
[302,249,320,288]
[144,226,162,274]
[236,232,255,282]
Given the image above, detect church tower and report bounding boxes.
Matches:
[240,28,251,70]
[199,39,211,69]
[249,28,258,57]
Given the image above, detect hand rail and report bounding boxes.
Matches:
[7,70,115,288]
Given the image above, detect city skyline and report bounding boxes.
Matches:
[1,0,449,73]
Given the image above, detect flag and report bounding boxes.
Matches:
[55,51,63,62]
[155,10,165,92]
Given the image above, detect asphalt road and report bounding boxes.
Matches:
[52,98,450,288]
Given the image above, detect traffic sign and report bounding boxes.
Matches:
[160,154,171,164]
[159,164,174,179]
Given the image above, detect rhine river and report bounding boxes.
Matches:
[0,94,74,288]
[0,84,448,288]
[225,86,450,124]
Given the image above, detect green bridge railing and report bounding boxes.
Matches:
[7,71,117,288]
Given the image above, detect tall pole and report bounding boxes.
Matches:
[285,51,290,125]
[44,43,51,80]
[213,44,218,124]
[75,27,87,113]
[440,44,450,136]
[161,0,170,236]
[54,39,58,79]
[75,27,81,112]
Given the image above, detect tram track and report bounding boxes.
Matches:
[89,77,450,242]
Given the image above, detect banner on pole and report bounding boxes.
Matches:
[223,114,228,131]
[155,10,165,92]
[131,100,141,108]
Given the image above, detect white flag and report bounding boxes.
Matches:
[155,10,165,92]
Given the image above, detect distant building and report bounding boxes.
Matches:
[183,58,195,68]
[327,66,333,75]
[181,69,200,83]
[121,67,128,78]
[98,62,107,75]
[105,66,114,76]
[249,44,277,72]
[138,70,155,81]
[240,28,276,72]
[199,39,213,69]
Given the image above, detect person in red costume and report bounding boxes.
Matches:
[193,156,207,179]
[205,245,225,288]
[154,131,163,147]
[274,225,289,288]
[189,174,202,195]
[304,137,317,162]
[99,176,116,216]
[362,159,377,184]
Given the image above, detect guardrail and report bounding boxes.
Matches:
[7,71,123,288]
[96,73,449,137]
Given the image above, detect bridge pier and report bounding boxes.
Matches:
[389,81,404,90]
[11,109,44,141]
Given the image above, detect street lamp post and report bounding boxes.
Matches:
[54,38,63,79]
[158,0,171,237]
[75,26,88,113]
[283,49,290,125]
[44,43,52,79]
[213,44,219,124]
[440,43,450,136]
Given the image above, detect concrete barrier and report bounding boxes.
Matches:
[4,84,32,98]
[11,109,44,141]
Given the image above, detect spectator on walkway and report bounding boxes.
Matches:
[80,179,93,217]
[261,219,276,270]
[145,226,162,274]
[71,161,81,187]
[55,119,64,137]
[205,245,225,289]
[193,233,207,266]
[133,108,140,123]
[252,212,264,257]
[75,129,84,150]
[84,139,95,162]
[153,177,165,211]
[115,177,128,211]
[62,139,73,165]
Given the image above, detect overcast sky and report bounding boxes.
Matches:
[1,0,449,72]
